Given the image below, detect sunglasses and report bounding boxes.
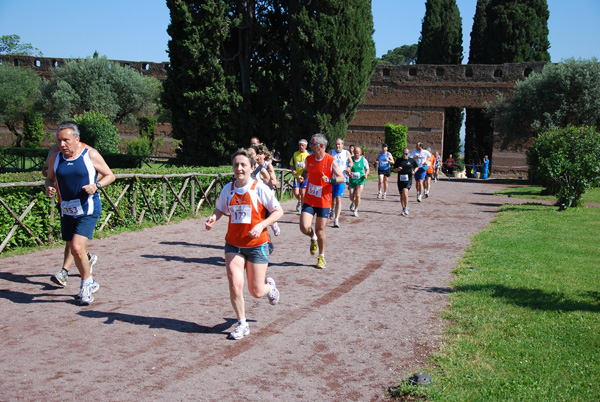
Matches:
[403,152,409,155]
[310,142,320,146]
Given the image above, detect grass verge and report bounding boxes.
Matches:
[393,203,600,401]
[495,186,600,204]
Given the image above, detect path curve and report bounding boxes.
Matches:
[1,179,528,401]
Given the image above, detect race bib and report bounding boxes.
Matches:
[61,199,84,216]
[229,204,252,224]
[399,174,409,182]
[296,161,305,169]
[308,183,323,198]
[351,171,362,180]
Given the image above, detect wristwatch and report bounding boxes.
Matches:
[96,182,102,192]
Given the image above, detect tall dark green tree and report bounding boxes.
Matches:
[417,0,463,161]
[163,0,375,165]
[465,0,550,167]
[289,0,376,148]
[162,0,241,166]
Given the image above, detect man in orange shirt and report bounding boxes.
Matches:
[298,133,344,269]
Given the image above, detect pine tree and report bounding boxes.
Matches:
[417,0,463,160]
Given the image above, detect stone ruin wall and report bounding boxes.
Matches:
[0,54,167,80]
[346,62,546,177]
[2,55,547,177]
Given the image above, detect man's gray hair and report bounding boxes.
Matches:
[311,133,328,148]
[56,121,81,138]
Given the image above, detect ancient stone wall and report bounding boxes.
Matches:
[346,62,546,176]
[0,55,167,80]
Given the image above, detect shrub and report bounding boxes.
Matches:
[384,123,408,160]
[73,110,120,153]
[125,136,152,157]
[526,125,600,209]
[22,110,45,148]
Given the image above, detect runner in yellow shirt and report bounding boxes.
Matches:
[289,139,310,213]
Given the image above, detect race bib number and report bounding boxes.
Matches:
[61,199,84,216]
[399,174,409,182]
[308,183,323,198]
[229,204,252,224]
[296,161,305,169]
[351,171,362,180]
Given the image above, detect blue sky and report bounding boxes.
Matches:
[1,0,598,63]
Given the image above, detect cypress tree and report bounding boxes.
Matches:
[163,0,375,164]
[465,0,550,168]
[417,0,463,161]
[162,0,241,166]
[290,0,376,147]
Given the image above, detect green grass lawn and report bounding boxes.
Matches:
[495,186,600,204]
[392,203,600,401]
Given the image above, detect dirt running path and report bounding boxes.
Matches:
[1,179,524,401]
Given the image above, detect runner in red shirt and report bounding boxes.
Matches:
[298,133,345,269]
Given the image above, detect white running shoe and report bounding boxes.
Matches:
[350,203,355,211]
[229,322,250,340]
[88,253,98,274]
[353,210,358,217]
[417,194,422,202]
[266,277,279,305]
[271,222,281,236]
[78,280,99,305]
[333,219,340,228]
[328,209,334,220]
[424,190,429,198]
[296,201,301,212]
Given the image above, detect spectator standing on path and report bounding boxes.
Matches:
[409,142,431,202]
[44,121,115,305]
[375,143,395,200]
[445,154,455,180]
[393,148,418,216]
[298,133,345,269]
[43,142,100,288]
[289,139,310,214]
[329,138,353,228]
[482,155,489,179]
[205,149,283,340]
[348,146,370,217]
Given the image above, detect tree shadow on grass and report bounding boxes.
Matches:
[78,310,246,334]
[454,283,600,313]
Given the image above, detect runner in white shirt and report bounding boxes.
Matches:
[329,138,353,228]
[409,142,432,202]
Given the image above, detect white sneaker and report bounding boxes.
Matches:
[266,277,279,305]
[424,190,429,198]
[295,201,301,212]
[328,209,334,219]
[78,280,99,305]
[333,219,340,228]
[353,210,358,217]
[350,203,355,211]
[271,222,281,236]
[229,322,250,340]
[417,194,422,202]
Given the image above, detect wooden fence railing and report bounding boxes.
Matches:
[0,169,294,254]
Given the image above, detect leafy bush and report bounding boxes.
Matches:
[22,110,44,148]
[526,125,600,209]
[125,137,152,157]
[73,111,120,153]
[384,123,408,160]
